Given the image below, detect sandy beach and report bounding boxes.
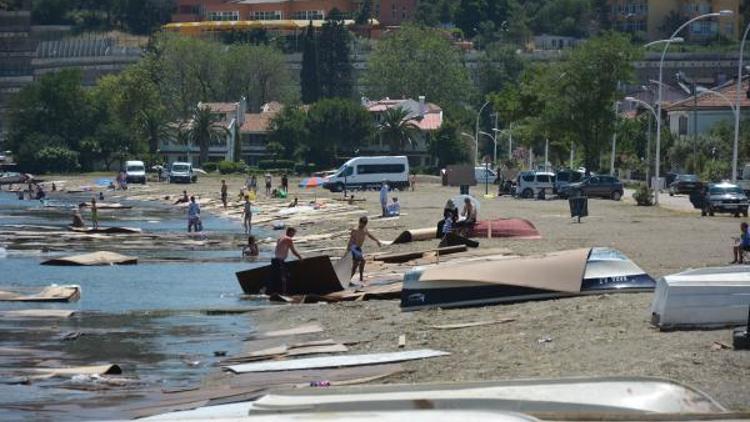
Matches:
[8,173,750,413]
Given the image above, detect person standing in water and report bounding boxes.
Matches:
[187,196,201,233]
[242,196,253,234]
[90,197,99,229]
[347,216,383,283]
[220,180,228,209]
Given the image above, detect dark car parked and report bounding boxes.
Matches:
[561,175,624,200]
[693,183,749,217]
[669,174,702,196]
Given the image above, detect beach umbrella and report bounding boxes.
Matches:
[298,176,325,188]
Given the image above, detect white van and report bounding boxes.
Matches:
[474,166,498,184]
[124,160,146,184]
[323,156,410,192]
[169,162,196,184]
[516,171,555,198]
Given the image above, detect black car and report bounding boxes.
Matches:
[697,183,749,217]
[562,175,624,200]
[669,174,702,196]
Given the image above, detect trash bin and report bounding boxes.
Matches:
[569,195,588,223]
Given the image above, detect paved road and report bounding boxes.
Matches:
[623,188,697,213]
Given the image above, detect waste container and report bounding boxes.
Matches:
[569,195,588,223]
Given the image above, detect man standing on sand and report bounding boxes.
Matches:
[281,173,289,193]
[220,179,228,209]
[265,173,272,196]
[348,216,383,283]
[270,227,303,294]
[379,182,389,217]
[410,173,416,191]
[187,196,201,233]
[90,197,99,229]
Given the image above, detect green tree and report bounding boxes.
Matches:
[300,23,320,104]
[362,25,474,114]
[428,119,469,166]
[659,11,683,38]
[220,43,296,110]
[188,105,229,164]
[454,0,509,38]
[305,98,374,165]
[531,0,593,38]
[137,107,172,153]
[476,42,526,96]
[377,107,420,153]
[541,33,639,172]
[269,105,309,160]
[318,10,353,99]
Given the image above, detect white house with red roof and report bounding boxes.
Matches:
[665,78,750,137]
[361,96,443,167]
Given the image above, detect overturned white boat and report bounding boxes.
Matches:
[651,266,750,330]
[143,377,726,420]
[401,248,655,311]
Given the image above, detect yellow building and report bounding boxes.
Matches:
[608,0,739,41]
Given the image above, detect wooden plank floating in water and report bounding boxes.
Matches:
[0,285,80,303]
[0,309,76,318]
[225,349,450,374]
[41,251,137,266]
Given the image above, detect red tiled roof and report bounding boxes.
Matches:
[200,102,238,114]
[413,113,442,130]
[241,110,277,133]
[666,78,750,111]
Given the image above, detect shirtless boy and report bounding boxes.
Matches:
[347,216,383,283]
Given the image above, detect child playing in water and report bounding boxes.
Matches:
[242,235,259,257]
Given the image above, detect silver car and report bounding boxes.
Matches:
[701,183,749,217]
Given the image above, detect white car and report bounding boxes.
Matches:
[169,162,197,184]
[124,160,146,184]
[474,166,498,184]
[516,171,555,198]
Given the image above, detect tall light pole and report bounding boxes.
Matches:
[611,101,620,176]
[474,100,491,165]
[648,9,733,205]
[626,96,661,185]
[479,131,497,163]
[733,22,750,181]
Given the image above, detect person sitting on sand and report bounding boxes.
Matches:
[98,191,104,201]
[174,191,189,205]
[71,205,86,228]
[35,185,46,200]
[347,216,383,283]
[386,197,400,216]
[732,222,750,264]
[288,197,298,208]
[242,235,259,258]
[454,197,477,236]
[242,197,253,234]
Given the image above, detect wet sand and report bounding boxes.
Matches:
[31,174,750,412]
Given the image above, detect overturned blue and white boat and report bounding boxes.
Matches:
[401,248,655,311]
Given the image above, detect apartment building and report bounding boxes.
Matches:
[608,0,740,41]
[172,0,418,27]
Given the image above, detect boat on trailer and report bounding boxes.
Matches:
[400,248,655,311]
[651,266,750,330]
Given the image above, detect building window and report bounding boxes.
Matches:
[402,6,407,19]
[291,10,324,20]
[678,115,688,136]
[207,11,239,21]
[251,10,282,20]
[179,5,200,14]
[391,3,396,19]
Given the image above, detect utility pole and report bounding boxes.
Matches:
[544,138,549,172]
[611,101,619,176]
[493,113,499,164]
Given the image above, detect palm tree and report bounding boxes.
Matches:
[377,106,420,154]
[137,108,171,153]
[188,105,229,164]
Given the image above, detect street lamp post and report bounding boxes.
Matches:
[648,9,732,205]
[626,96,662,188]
[733,23,750,182]
[475,101,491,165]
[611,101,620,176]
